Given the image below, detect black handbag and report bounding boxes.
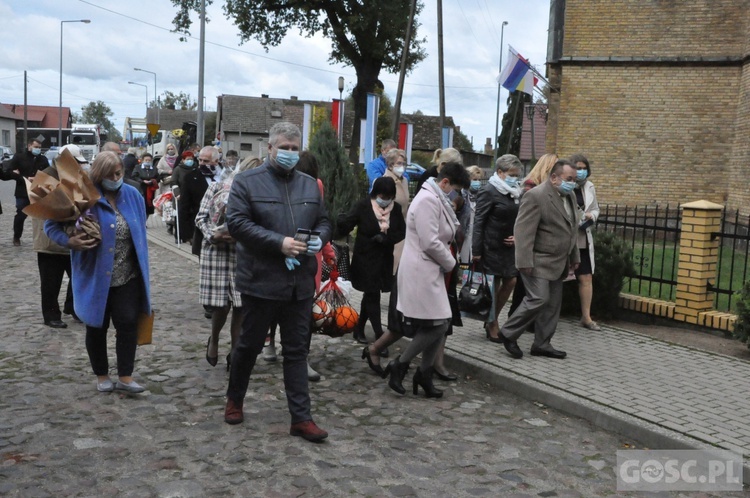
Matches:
[458,265,492,319]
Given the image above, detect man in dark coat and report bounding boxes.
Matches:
[8,138,48,245]
[224,122,331,442]
[179,146,221,256]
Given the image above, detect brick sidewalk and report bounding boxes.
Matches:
[146,219,750,477]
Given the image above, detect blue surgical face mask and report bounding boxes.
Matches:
[558,180,576,194]
[470,180,482,191]
[102,177,123,192]
[184,159,194,167]
[576,169,588,181]
[504,176,519,187]
[375,197,393,208]
[275,149,299,170]
[31,147,41,156]
[142,162,152,168]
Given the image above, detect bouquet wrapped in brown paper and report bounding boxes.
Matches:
[23,149,102,240]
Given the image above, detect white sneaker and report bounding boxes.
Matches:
[307,362,321,382]
[262,344,277,362]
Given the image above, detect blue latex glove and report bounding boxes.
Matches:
[284,257,301,271]
[306,237,323,255]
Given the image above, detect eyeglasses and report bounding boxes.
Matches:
[394,161,407,167]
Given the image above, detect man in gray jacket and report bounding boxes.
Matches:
[224,122,332,442]
[499,159,580,359]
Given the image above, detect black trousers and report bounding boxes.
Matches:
[37,252,73,322]
[228,295,313,424]
[14,197,29,239]
[85,277,142,377]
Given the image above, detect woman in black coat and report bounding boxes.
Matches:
[471,154,524,342]
[337,176,406,345]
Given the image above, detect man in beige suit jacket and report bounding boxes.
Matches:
[499,159,580,359]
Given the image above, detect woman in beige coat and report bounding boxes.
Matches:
[383,162,470,398]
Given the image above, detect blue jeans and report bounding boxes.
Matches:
[227,295,313,424]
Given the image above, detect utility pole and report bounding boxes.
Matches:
[391,0,417,142]
[23,71,28,147]
[196,0,206,146]
[493,21,509,163]
[437,0,445,132]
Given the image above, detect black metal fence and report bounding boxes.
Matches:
[710,208,750,311]
[597,204,682,302]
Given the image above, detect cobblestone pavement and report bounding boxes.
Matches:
[0,191,745,496]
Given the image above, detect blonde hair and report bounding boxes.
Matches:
[238,156,262,172]
[88,151,122,186]
[431,147,462,172]
[524,153,558,187]
[465,165,483,180]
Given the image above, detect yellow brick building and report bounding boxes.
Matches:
[546,0,750,210]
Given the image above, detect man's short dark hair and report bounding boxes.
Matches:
[438,161,471,189]
[550,159,575,177]
[226,149,239,158]
[371,176,397,199]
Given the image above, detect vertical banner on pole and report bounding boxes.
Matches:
[358,119,367,164]
[363,92,380,164]
[398,122,414,164]
[302,103,312,150]
[441,126,454,149]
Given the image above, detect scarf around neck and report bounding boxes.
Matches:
[426,177,461,228]
[488,173,521,203]
[370,198,393,233]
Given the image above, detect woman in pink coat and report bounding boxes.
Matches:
[384,162,470,398]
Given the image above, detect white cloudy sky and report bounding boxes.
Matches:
[0,0,549,150]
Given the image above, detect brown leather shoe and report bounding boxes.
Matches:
[224,398,244,425]
[290,420,328,442]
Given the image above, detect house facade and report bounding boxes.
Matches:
[546,0,750,209]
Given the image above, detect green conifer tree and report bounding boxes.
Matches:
[309,121,361,237]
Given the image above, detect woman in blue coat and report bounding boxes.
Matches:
[45,151,151,394]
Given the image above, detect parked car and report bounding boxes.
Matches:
[1,146,12,160]
[405,163,425,181]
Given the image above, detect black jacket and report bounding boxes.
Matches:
[226,161,331,301]
[471,184,520,276]
[337,198,405,293]
[179,168,213,254]
[8,151,49,198]
[122,153,139,179]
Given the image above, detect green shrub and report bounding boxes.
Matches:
[561,230,637,320]
[731,280,750,347]
[309,122,361,236]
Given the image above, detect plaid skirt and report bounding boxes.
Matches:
[199,240,242,308]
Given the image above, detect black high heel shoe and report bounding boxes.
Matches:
[362,346,386,378]
[384,357,410,395]
[434,370,458,382]
[485,323,504,344]
[412,367,444,398]
[206,337,218,367]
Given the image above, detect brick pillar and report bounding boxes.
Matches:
[674,200,723,324]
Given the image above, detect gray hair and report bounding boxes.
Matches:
[199,146,220,161]
[495,154,522,173]
[381,139,396,151]
[268,122,301,146]
[384,148,406,167]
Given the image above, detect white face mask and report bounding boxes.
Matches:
[393,166,405,177]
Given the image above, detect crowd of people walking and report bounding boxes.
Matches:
[2,122,603,443]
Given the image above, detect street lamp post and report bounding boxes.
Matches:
[337,76,345,146]
[59,19,91,148]
[526,103,537,161]
[134,68,157,123]
[492,21,509,163]
[128,82,148,116]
